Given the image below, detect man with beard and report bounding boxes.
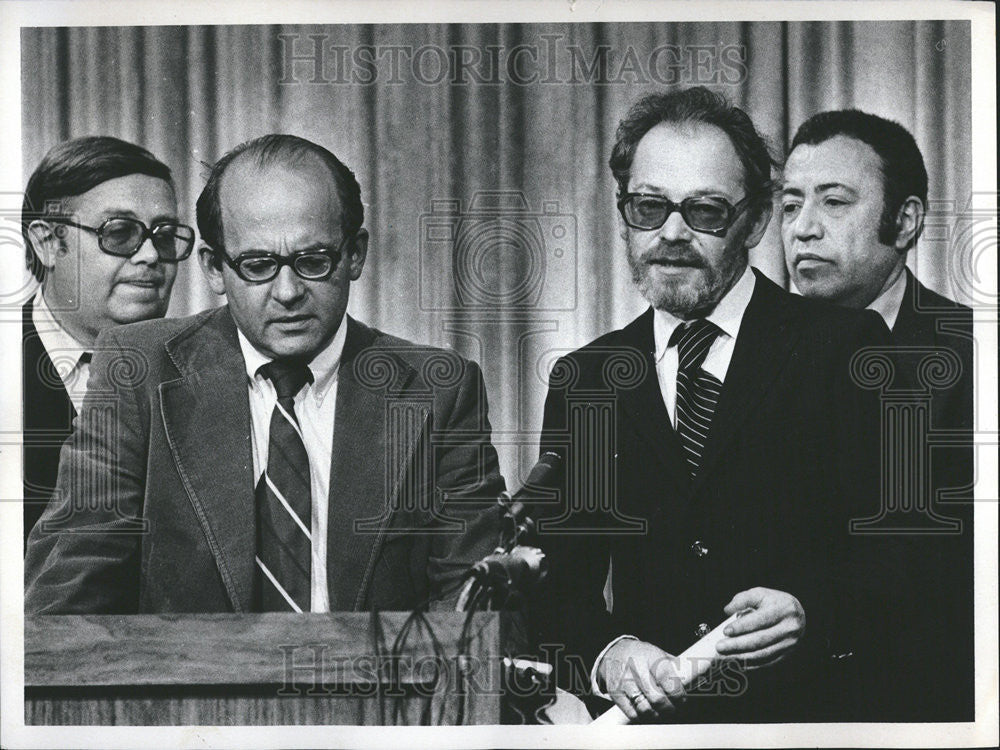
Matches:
[531,87,902,722]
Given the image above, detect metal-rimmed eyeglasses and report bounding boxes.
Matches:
[214,233,355,283]
[617,192,754,237]
[47,217,195,262]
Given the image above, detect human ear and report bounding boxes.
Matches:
[26,220,64,270]
[198,245,227,295]
[893,196,925,251]
[346,229,369,281]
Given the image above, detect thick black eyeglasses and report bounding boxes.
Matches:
[48,217,195,262]
[617,193,754,237]
[215,234,354,283]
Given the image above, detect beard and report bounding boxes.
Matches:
[627,235,747,317]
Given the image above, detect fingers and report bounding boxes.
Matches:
[613,689,642,721]
[604,643,683,721]
[724,599,800,636]
[723,586,767,615]
[717,588,805,670]
[720,634,799,666]
[618,659,674,719]
[651,656,687,706]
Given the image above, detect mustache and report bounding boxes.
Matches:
[638,242,706,267]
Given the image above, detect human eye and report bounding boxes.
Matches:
[294,252,334,278]
[686,197,729,224]
[102,218,141,243]
[238,256,278,280]
[822,194,852,210]
[632,195,666,217]
[780,198,802,220]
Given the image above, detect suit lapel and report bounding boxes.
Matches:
[160,307,255,612]
[613,310,692,496]
[22,299,76,429]
[891,269,920,345]
[326,318,423,610]
[692,271,799,497]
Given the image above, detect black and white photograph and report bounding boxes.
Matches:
[0,1,996,747]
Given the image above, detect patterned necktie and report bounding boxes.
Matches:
[670,319,723,478]
[255,359,314,612]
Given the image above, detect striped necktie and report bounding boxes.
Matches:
[255,359,314,612]
[670,319,723,478]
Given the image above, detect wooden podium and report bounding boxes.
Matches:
[25,612,509,725]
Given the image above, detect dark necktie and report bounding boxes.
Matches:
[670,319,723,478]
[254,359,314,612]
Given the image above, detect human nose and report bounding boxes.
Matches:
[656,206,693,243]
[269,264,307,305]
[130,233,161,265]
[791,201,823,242]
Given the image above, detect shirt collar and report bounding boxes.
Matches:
[653,265,756,362]
[866,269,908,330]
[238,315,348,405]
[32,292,90,365]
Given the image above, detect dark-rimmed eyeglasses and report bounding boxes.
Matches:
[617,193,754,237]
[214,234,355,283]
[47,217,195,262]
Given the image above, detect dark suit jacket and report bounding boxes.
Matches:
[22,299,77,550]
[885,270,975,721]
[25,306,504,614]
[530,270,906,722]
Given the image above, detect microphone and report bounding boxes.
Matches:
[468,545,549,590]
[498,451,562,533]
[455,453,562,611]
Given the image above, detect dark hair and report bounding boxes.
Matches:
[21,136,174,281]
[609,87,778,217]
[790,109,928,250]
[195,134,364,253]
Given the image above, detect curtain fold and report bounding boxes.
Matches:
[20,21,972,480]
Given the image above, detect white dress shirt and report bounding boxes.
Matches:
[237,319,348,613]
[865,268,908,331]
[591,266,757,697]
[31,293,92,412]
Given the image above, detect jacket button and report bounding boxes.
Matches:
[695,622,712,638]
[690,540,708,557]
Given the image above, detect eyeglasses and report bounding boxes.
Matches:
[215,234,354,283]
[617,193,755,237]
[48,217,195,262]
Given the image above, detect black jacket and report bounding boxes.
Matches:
[530,270,906,722]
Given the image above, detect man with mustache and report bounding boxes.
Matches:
[531,87,901,722]
[782,110,974,721]
[20,136,192,548]
[25,134,504,616]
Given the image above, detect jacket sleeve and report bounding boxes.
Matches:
[793,312,912,718]
[24,328,148,614]
[425,357,506,610]
[526,354,618,696]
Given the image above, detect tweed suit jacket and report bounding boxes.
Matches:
[25,306,504,614]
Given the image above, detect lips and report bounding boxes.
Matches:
[646,256,703,269]
[272,314,313,325]
[118,275,163,286]
[794,253,833,267]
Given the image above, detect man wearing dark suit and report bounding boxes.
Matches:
[21,136,192,549]
[25,134,504,614]
[782,110,974,721]
[530,88,901,723]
